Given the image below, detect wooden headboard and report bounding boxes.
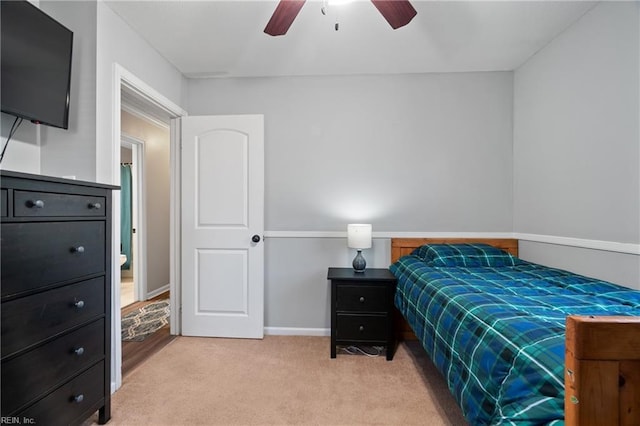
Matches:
[391,237,519,263]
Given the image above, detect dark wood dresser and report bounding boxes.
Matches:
[1,171,116,425]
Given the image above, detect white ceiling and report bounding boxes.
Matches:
[105,0,597,79]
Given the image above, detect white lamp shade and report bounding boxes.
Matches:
[347,224,372,249]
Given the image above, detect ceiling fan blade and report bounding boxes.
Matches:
[264,0,306,36]
[370,0,417,30]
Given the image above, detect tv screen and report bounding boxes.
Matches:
[1,1,73,130]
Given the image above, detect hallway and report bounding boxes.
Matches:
[121,292,175,377]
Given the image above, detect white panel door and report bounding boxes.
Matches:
[181,115,264,338]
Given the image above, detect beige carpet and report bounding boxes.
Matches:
[95,336,467,425]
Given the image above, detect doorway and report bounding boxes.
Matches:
[111,64,187,391]
[120,134,145,308]
[119,92,172,373]
[119,106,171,303]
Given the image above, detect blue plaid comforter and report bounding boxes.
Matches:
[391,255,640,425]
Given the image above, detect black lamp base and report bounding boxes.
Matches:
[352,250,366,273]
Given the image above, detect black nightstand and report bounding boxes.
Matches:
[327,267,397,360]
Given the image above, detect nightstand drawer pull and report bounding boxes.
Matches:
[359,325,364,332]
[359,296,365,303]
[88,202,102,210]
[74,347,85,356]
[74,300,85,309]
[72,394,84,404]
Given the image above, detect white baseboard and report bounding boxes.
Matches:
[146,284,170,300]
[264,327,330,337]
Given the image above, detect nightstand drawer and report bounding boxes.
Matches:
[14,190,105,217]
[336,314,388,341]
[336,285,388,312]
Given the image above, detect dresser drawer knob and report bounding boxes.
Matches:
[72,394,84,404]
[74,300,85,309]
[74,347,85,356]
[72,246,85,254]
[359,325,364,332]
[28,199,45,208]
[359,296,365,303]
[88,202,102,210]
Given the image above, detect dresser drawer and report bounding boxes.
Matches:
[1,189,7,217]
[336,314,388,341]
[336,285,389,312]
[1,221,105,297]
[18,361,105,426]
[13,190,105,217]
[2,319,105,415]
[1,277,105,358]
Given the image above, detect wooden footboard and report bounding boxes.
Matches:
[565,316,640,426]
[390,238,640,425]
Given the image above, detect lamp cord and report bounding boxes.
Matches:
[340,345,384,357]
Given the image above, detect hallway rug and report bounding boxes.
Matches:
[121,300,170,341]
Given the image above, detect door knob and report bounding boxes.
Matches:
[252,235,261,243]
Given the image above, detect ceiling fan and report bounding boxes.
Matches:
[264,0,417,36]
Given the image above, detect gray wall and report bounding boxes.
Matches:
[39,1,97,181]
[1,1,189,183]
[96,1,187,184]
[513,1,639,289]
[265,237,391,332]
[188,72,514,232]
[188,72,515,330]
[0,113,40,173]
[519,241,640,290]
[1,1,96,177]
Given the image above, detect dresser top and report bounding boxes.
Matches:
[327,267,396,282]
[1,170,119,190]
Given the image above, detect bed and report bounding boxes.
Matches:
[390,238,640,426]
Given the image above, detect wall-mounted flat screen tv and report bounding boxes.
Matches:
[1,1,73,130]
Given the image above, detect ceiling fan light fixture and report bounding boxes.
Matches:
[264,0,416,36]
[328,0,355,6]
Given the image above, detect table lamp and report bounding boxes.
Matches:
[347,224,372,273]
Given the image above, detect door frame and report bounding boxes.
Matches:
[111,64,187,391]
[120,133,146,304]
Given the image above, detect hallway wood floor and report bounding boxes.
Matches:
[122,291,176,377]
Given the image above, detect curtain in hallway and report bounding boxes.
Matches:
[121,164,132,270]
